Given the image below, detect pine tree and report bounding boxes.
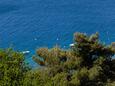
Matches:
[31,32,115,86]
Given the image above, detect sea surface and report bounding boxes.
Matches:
[0,0,115,67]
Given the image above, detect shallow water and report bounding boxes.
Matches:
[0,0,115,66]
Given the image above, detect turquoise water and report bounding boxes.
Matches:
[0,0,115,67]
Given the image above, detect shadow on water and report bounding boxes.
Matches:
[0,4,20,14]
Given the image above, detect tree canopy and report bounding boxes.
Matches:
[0,32,115,86]
[32,32,115,86]
[0,48,30,86]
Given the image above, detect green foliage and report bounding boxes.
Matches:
[52,72,68,86]
[32,32,115,86]
[0,32,115,86]
[70,67,89,86]
[23,70,43,86]
[73,32,114,67]
[88,65,102,80]
[106,81,115,86]
[0,48,30,86]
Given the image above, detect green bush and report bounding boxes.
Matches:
[0,48,30,86]
[33,32,115,86]
[0,32,115,86]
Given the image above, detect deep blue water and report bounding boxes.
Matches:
[0,0,115,67]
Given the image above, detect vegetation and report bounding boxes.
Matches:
[0,32,115,86]
[0,48,30,86]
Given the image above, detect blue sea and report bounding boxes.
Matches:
[0,0,115,67]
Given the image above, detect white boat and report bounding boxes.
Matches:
[69,43,75,47]
[22,51,30,54]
